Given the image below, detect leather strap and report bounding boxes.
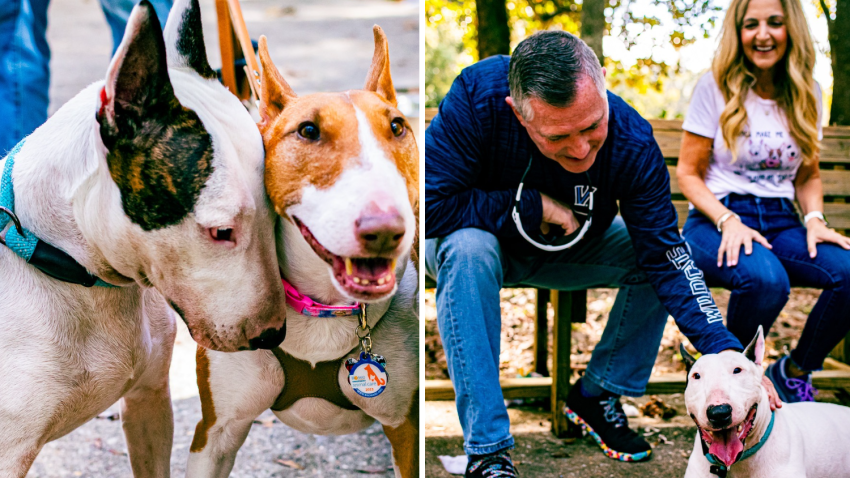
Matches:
[270,348,359,412]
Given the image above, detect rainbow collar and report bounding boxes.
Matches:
[281,277,361,318]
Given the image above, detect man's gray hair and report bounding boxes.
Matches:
[509,30,606,120]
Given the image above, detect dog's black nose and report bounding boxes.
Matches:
[248,323,287,350]
[706,404,733,428]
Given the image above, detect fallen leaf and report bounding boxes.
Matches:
[551,452,570,458]
[275,459,304,470]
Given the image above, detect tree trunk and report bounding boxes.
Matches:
[831,0,850,124]
[580,0,605,64]
[476,0,510,59]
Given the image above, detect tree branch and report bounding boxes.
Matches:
[820,0,834,28]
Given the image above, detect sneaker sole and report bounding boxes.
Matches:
[563,406,651,462]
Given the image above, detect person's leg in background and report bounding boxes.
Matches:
[0,0,50,155]
[425,229,518,477]
[100,0,172,53]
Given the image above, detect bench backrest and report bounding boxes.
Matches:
[425,109,850,233]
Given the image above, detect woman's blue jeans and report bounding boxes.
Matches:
[682,194,850,372]
[0,0,171,155]
[424,217,670,455]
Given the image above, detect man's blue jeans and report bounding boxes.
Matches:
[683,194,850,372]
[425,217,670,455]
[0,0,172,155]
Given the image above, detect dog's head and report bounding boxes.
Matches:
[681,326,767,468]
[92,0,285,352]
[257,26,418,302]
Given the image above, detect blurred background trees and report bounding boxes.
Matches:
[426,0,837,123]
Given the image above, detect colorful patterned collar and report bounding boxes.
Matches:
[281,277,361,318]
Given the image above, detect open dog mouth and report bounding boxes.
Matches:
[697,404,758,467]
[294,217,397,299]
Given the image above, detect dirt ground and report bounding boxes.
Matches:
[26,0,417,476]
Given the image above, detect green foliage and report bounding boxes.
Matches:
[425,0,724,114]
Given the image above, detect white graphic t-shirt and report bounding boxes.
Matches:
[682,73,822,200]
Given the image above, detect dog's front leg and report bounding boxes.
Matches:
[121,380,174,477]
[381,390,419,478]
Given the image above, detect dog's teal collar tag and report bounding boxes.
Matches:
[343,304,388,397]
[705,410,776,477]
[0,139,115,287]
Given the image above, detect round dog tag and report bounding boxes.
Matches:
[347,352,388,398]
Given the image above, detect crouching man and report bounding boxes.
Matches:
[425,31,777,477]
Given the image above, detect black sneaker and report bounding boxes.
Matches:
[563,378,652,462]
[465,450,519,477]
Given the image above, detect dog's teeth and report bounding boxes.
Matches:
[391,259,397,270]
[378,277,385,285]
[362,279,369,285]
[738,425,742,433]
[345,258,353,276]
[353,277,361,284]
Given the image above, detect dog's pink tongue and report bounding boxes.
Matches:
[709,429,743,467]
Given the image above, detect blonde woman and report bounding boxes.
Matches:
[679,0,850,403]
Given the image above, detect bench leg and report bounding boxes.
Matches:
[831,331,850,365]
[533,288,550,376]
[551,290,586,437]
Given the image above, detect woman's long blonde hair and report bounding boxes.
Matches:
[713,0,819,164]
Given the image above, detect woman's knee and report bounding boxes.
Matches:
[733,254,791,307]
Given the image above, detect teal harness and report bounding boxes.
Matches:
[1,139,114,287]
[705,410,775,478]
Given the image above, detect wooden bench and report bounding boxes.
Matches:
[423,108,850,437]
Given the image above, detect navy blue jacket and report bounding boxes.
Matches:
[425,55,742,354]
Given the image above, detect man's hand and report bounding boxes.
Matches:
[761,375,783,411]
[540,193,579,235]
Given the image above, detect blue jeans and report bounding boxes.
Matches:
[682,194,850,372]
[0,0,172,154]
[425,217,670,455]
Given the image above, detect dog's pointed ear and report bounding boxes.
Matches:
[98,0,175,134]
[257,35,297,130]
[162,0,216,79]
[680,343,697,372]
[363,25,397,107]
[743,325,765,366]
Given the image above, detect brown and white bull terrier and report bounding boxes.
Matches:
[186,26,419,478]
[0,0,286,475]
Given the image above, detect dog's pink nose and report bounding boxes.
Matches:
[355,204,405,254]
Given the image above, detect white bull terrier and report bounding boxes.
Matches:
[0,0,286,475]
[185,27,419,478]
[682,326,850,478]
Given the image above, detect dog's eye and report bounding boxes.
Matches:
[391,118,405,137]
[298,122,320,141]
[692,373,700,380]
[733,367,742,374]
[209,227,235,244]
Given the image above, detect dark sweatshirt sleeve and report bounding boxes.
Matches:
[425,72,543,239]
[619,142,743,354]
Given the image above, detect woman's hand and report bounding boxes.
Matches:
[717,216,772,267]
[805,218,850,258]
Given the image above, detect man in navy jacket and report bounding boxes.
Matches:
[425,31,748,476]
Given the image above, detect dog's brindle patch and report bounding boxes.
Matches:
[98,0,214,231]
[190,347,217,452]
[176,0,216,80]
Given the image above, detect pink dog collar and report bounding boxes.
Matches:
[281,277,361,318]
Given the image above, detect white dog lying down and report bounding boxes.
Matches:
[682,326,850,478]
[0,0,285,475]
